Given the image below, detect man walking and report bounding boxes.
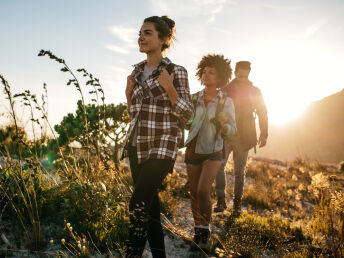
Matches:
[214,61,268,215]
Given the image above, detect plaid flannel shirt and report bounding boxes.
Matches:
[121,57,193,164]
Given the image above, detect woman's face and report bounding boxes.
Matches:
[201,66,220,88]
[138,22,165,54]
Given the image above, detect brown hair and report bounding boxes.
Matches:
[143,16,176,52]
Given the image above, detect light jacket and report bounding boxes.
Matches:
[184,89,237,154]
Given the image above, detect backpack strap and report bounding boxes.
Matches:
[192,93,199,108]
[188,92,201,126]
[213,94,227,142]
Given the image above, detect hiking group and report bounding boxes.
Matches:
[121,15,268,257]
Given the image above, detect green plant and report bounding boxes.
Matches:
[53,100,129,167]
[0,51,132,254]
[0,125,29,158]
[58,166,130,250]
[0,160,44,250]
[309,173,344,257]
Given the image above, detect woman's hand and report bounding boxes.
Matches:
[126,72,136,97]
[158,68,174,91]
[217,111,228,134]
[158,68,178,105]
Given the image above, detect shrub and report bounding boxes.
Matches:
[58,176,129,250]
[0,51,132,254]
[0,159,45,250]
[221,213,307,256]
[338,161,344,172]
[309,173,344,257]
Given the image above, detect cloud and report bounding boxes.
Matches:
[262,3,303,10]
[330,25,343,35]
[101,65,129,104]
[150,0,228,23]
[106,25,137,55]
[105,44,130,54]
[208,0,227,23]
[108,65,127,73]
[211,26,233,36]
[300,19,327,39]
[108,25,137,47]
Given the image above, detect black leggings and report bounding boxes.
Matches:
[126,146,175,258]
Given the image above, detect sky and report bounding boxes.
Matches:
[1,0,344,133]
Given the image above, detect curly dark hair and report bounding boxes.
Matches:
[144,16,176,52]
[196,54,232,86]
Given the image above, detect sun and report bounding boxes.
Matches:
[245,39,339,125]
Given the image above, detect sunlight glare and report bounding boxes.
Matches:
[246,39,340,125]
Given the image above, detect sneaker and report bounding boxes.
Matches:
[214,196,227,213]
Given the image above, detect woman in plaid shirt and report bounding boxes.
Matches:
[122,16,193,257]
[185,54,237,251]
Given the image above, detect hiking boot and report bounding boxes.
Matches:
[214,196,227,213]
[198,228,211,252]
[193,227,201,243]
[233,197,242,217]
[190,227,201,250]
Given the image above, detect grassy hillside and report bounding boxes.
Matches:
[1,52,343,257]
[1,146,344,257]
[160,155,344,257]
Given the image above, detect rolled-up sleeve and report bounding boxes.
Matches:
[171,66,194,125]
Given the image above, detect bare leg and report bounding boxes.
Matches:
[197,160,223,225]
[187,164,202,225]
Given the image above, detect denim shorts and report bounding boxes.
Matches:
[185,151,223,165]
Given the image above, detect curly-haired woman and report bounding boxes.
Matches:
[185,54,236,250]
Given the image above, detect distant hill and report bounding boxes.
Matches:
[253,89,344,164]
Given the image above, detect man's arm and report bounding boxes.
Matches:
[255,87,268,147]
